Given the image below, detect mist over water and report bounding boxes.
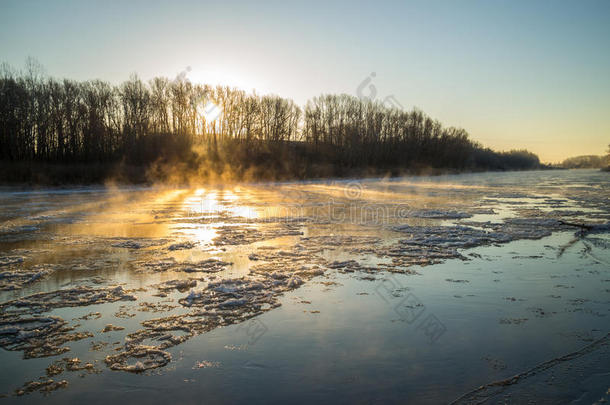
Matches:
[0,169,608,403]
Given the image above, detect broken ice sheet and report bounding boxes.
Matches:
[0,286,137,359]
[0,171,608,399]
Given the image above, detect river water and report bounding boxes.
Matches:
[0,169,608,403]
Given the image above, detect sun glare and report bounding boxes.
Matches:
[200,102,222,123]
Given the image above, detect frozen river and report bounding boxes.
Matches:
[0,169,609,403]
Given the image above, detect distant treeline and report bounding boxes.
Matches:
[0,60,542,182]
[560,154,610,169]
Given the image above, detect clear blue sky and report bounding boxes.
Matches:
[1,0,609,162]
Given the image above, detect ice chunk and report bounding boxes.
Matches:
[286,276,304,288]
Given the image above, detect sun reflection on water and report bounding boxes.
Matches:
[182,188,259,220]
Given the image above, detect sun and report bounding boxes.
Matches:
[198,101,222,123]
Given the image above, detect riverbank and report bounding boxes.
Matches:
[0,159,554,187]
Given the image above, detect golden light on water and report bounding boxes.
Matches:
[171,222,218,245]
[182,188,259,219]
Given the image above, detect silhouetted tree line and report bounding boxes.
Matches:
[0,60,542,179]
[302,95,539,170]
[560,153,610,169]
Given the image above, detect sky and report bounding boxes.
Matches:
[1,0,609,162]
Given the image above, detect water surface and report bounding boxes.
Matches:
[0,170,608,403]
